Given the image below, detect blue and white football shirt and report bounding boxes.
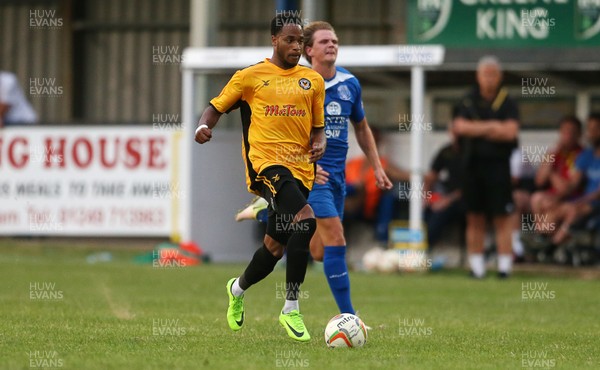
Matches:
[318,66,365,173]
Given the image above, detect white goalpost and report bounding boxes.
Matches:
[180,45,444,255]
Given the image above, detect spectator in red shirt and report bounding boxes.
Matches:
[530,115,583,218]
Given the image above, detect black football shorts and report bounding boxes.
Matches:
[463,159,515,216]
[256,165,311,244]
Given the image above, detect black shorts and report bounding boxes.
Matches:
[255,165,310,245]
[463,159,515,216]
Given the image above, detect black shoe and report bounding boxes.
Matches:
[497,272,509,279]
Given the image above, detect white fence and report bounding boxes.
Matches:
[0,126,186,237]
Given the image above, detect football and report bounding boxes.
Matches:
[362,246,384,272]
[324,313,368,348]
[377,249,399,273]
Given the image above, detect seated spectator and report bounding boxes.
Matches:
[549,113,600,244]
[0,71,37,127]
[423,119,466,248]
[345,129,409,241]
[530,115,583,220]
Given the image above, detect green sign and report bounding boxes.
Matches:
[408,0,600,47]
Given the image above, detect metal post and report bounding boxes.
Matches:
[409,66,425,233]
[182,0,213,242]
[180,69,194,242]
[301,0,324,21]
[276,0,300,12]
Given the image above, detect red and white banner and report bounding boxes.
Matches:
[0,126,185,236]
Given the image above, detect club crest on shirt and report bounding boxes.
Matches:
[298,78,311,90]
[326,101,342,116]
[337,85,352,101]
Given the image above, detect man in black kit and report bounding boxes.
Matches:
[453,56,519,279]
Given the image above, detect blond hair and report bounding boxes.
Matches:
[303,21,336,64]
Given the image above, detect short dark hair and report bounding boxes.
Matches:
[271,14,303,36]
[559,115,582,133]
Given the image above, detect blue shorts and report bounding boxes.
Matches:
[308,171,346,219]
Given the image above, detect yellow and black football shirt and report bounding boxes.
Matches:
[210,58,325,195]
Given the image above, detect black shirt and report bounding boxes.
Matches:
[456,86,519,162]
[431,143,463,194]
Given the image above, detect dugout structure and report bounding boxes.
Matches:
[181,45,444,260]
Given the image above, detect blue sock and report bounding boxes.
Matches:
[323,246,355,314]
[257,209,268,223]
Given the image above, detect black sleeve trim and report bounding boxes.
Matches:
[209,103,224,114]
[210,100,242,115]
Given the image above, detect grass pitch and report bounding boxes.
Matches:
[0,241,598,369]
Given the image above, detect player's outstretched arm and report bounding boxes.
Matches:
[195,105,223,144]
[354,118,393,190]
[309,127,326,163]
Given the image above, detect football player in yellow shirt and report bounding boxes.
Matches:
[195,14,326,342]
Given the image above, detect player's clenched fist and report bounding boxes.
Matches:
[309,143,325,163]
[195,124,212,144]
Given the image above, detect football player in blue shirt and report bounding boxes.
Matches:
[237,21,392,316]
